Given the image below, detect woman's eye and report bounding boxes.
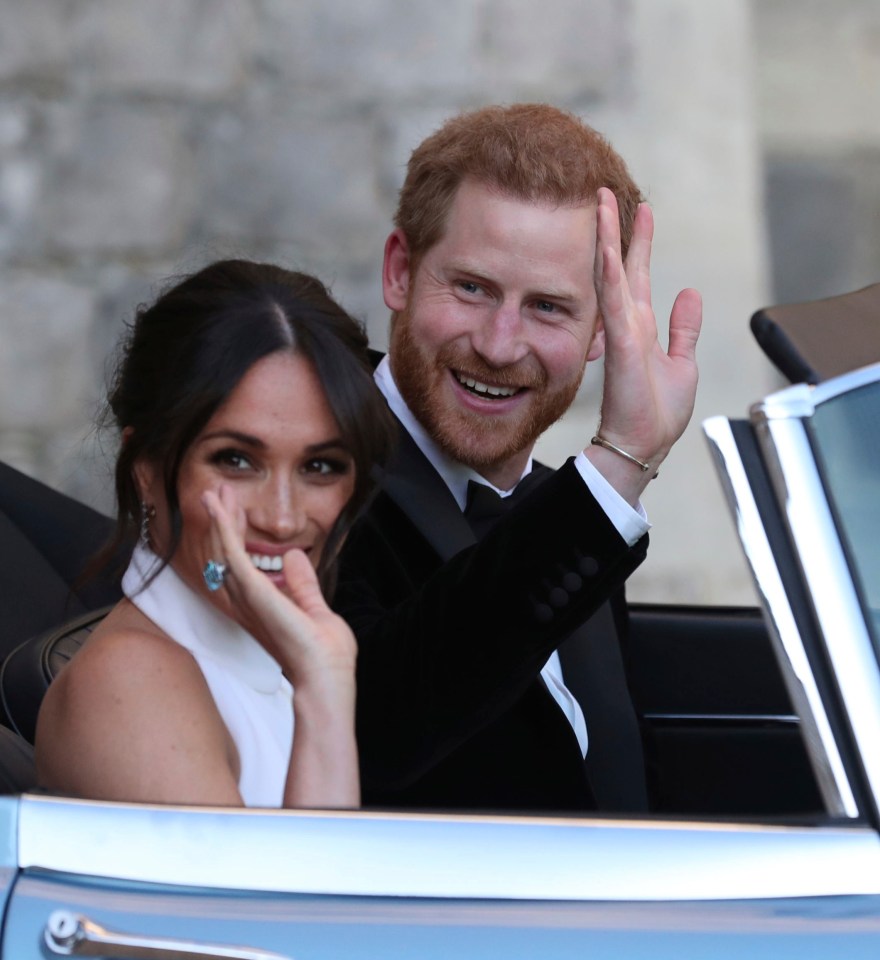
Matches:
[211,450,253,471]
[303,457,350,477]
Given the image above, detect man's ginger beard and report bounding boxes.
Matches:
[389,305,586,474]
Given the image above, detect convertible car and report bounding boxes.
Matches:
[0,286,878,958]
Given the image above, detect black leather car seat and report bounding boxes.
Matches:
[0,606,110,744]
[0,460,122,660]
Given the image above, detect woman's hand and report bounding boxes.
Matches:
[202,484,360,807]
[200,486,356,687]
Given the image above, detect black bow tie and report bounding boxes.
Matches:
[464,468,549,539]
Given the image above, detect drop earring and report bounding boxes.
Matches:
[139,502,156,546]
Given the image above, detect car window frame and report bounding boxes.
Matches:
[707,362,880,828]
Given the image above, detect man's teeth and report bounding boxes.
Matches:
[457,374,517,398]
[250,554,283,572]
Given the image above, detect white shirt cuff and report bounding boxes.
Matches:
[572,451,650,547]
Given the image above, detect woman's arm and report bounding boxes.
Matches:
[202,486,359,809]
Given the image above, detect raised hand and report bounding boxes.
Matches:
[201,485,359,807]
[585,188,702,503]
[200,486,356,687]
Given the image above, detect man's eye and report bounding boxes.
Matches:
[458,280,481,295]
[534,300,557,313]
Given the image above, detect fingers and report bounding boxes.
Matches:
[595,193,626,329]
[282,549,329,618]
[202,488,243,567]
[596,187,622,253]
[597,242,626,327]
[201,487,253,600]
[595,189,653,320]
[198,489,350,688]
[624,202,653,308]
[203,490,226,574]
[667,287,703,363]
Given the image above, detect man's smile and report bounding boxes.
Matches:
[453,370,522,399]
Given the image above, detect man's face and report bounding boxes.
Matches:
[384,178,604,487]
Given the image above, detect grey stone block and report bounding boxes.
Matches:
[0,0,72,82]
[35,102,196,254]
[196,103,385,263]
[0,156,41,257]
[378,105,465,200]
[69,0,255,97]
[851,149,880,288]
[254,0,480,96]
[478,0,626,100]
[754,0,880,148]
[764,155,857,304]
[0,271,97,430]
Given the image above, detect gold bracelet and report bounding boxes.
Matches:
[591,435,656,476]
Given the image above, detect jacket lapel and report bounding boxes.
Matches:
[375,420,476,562]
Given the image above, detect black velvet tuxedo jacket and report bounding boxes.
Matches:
[335,424,651,815]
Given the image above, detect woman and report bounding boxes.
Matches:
[35,260,395,808]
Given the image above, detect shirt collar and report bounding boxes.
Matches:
[374,355,533,511]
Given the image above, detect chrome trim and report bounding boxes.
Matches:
[17,794,880,902]
[702,417,857,817]
[752,363,880,422]
[44,910,290,959]
[755,382,818,420]
[808,361,880,404]
[755,414,880,812]
[643,713,800,725]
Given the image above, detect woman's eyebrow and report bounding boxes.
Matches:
[304,439,350,455]
[198,429,266,449]
[198,431,350,454]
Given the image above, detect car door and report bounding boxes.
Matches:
[4,366,880,960]
[3,792,880,960]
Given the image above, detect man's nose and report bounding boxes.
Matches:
[469,304,529,367]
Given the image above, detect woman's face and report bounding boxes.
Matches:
[136,351,355,608]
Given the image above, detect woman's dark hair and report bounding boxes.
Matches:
[102,258,395,596]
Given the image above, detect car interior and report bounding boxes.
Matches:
[0,282,875,820]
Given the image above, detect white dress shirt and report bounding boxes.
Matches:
[374,358,650,758]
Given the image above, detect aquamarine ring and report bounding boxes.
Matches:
[203,559,228,592]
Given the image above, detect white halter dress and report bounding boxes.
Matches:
[122,544,294,807]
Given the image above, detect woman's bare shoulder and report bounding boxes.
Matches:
[35,599,239,804]
[38,602,199,735]
[71,601,196,677]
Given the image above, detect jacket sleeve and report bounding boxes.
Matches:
[334,458,648,789]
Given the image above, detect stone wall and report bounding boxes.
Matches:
[3,0,874,603]
[755,0,880,303]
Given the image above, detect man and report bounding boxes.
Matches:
[335,103,702,813]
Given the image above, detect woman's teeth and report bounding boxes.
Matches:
[250,554,283,572]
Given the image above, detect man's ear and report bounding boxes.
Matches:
[382,228,412,312]
[587,314,606,361]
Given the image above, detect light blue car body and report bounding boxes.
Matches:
[3,365,880,959]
